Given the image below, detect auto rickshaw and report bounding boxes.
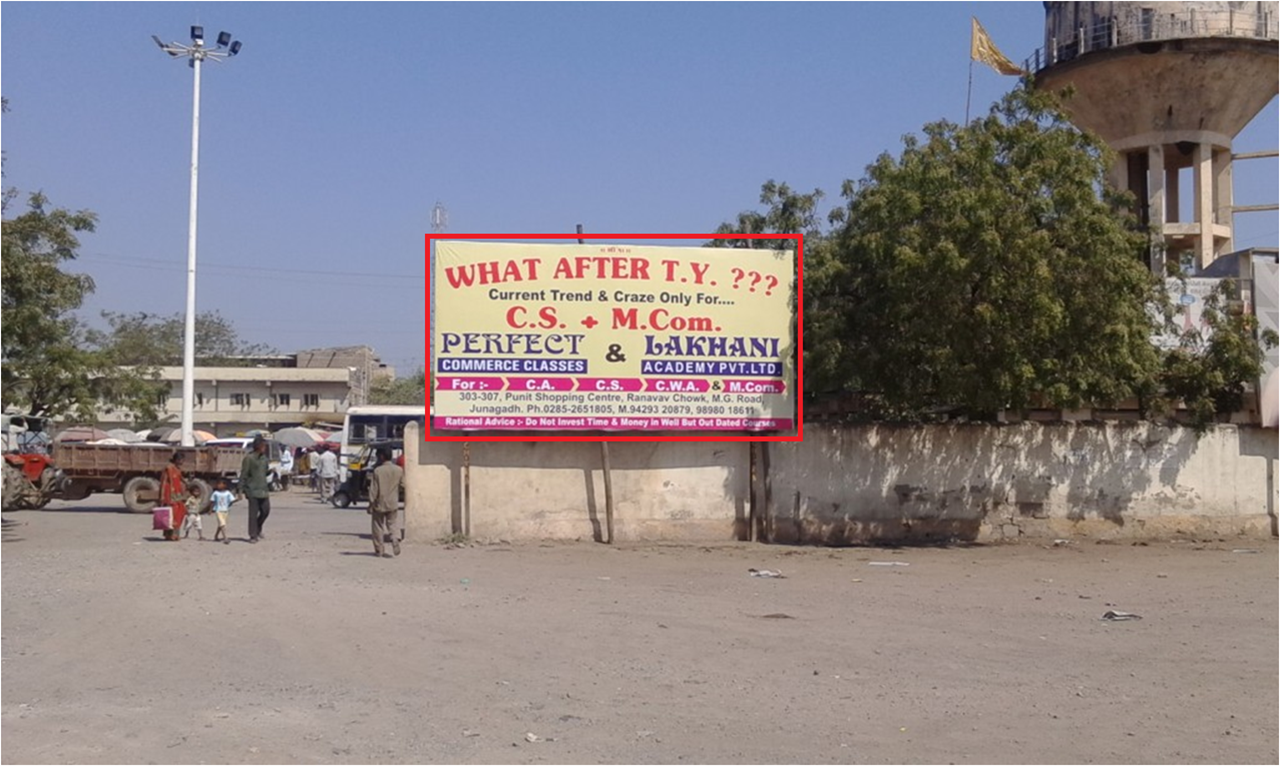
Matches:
[330,440,404,508]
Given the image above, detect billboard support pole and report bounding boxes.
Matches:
[462,441,471,538]
[579,223,615,544]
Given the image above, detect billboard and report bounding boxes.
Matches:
[430,238,797,435]
[1253,256,1278,384]
[1152,277,1221,350]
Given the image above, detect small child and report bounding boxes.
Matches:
[210,479,236,544]
[181,497,204,540]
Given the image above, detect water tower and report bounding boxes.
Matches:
[1030,1,1278,273]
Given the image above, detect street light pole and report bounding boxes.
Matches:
[182,50,202,449]
[153,27,242,447]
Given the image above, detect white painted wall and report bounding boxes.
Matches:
[767,422,1277,544]
[403,421,1277,544]
[403,422,750,543]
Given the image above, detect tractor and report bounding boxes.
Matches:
[2,453,60,510]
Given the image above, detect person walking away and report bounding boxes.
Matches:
[307,448,319,491]
[368,446,403,558]
[210,479,235,544]
[278,445,294,491]
[159,452,189,542]
[240,436,272,543]
[317,446,340,503]
[310,446,324,498]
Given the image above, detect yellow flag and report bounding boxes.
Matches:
[971,17,1023,76]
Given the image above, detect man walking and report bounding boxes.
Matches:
[277,445,294,491]
[316,445,340,503]
[240,436,272,543]
[368,446,403,558]
[305,448,319,491]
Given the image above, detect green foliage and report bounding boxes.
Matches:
[370,369,426,406]
[1158,281,1278,428]
[716,83,1272,428]
[1,192,162,421]
[707,180,828,252]
[707,181,829,398]
[829,84,1160,418]
[87,310,276,367]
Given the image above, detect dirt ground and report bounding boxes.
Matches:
[2,491,1276,765]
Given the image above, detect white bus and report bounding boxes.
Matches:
[339,405,425,480]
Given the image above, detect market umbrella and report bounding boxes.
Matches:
[148,427,216,444]
[106,428,143,443]
[325,429,346,446]
[274,427,325,447]
[53,426,110,444]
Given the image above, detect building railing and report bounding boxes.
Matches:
[1026,8,1278,72]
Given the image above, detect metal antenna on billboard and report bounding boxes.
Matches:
[430,201,466,534]
[579,223,615,545]
[431,201,449,232]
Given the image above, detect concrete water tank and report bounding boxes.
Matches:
[1031,1,1278,272]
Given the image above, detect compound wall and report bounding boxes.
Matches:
[766,422,1277,544]
[404,422,1277,544]
[403,422,750,543]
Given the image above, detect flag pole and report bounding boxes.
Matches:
[965,57,974,124]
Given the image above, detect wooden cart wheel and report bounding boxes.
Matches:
[122,476,160,514]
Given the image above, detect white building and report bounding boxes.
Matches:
[99,365,355,436]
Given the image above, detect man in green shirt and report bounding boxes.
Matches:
[240,436,272,543]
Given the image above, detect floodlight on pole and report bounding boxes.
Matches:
[152,27,243,448]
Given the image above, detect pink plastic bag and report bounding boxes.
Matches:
[152,506,173,530]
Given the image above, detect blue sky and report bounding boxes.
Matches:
[4,1,1276,375]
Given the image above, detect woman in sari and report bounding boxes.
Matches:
[159,452,189,541]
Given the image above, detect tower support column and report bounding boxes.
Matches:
[1214,146,1234,254]
[1194,142,1215,270]
[1148,143,1167,275]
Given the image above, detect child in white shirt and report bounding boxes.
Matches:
[210,480,236,544]
[181,496,204,540]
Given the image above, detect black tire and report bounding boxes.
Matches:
[30,467,61,508]
[61,480,94,502]
[2,461,28,511]
[187,478,213,514]
[122,476,161,514]
[331,491,351,509]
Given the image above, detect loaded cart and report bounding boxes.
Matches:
[44,443,242,514]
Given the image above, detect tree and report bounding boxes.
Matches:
[370,369,426,405]
[718,83,1273,427]
[708,180,828,251]
[2,192,162,421]
[813,83,1163,418]
[828,84,1161,417]
[89,310,276,367]
[708,182,834,403]
[1159,281,1278,427]
[2,101,162,421]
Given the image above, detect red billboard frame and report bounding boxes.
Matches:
[424,233,804,443]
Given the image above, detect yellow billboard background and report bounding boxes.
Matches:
[432,240,795,432]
